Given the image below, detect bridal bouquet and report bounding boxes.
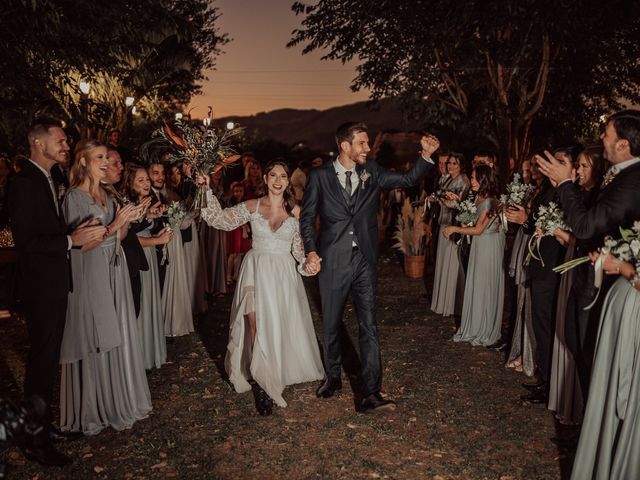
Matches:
[554,221,640,308]
[392,198,428,256]
[140,108,242,211]
[160,201,187,265]
[527,202,570,266]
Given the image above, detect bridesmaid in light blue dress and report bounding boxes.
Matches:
[444,165,505,346]
[571,256,640,480]
[430,153,469,316]
[59,140,151,435]
[122,165,170,370]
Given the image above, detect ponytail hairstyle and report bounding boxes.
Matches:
[262,159,296,216]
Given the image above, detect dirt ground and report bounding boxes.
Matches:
[1,254,575,479]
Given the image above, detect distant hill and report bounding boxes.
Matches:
[216,99,415,153]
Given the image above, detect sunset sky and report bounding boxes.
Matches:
[188,0,371,119]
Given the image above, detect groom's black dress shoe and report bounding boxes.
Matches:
[360,393,396,414]
[487,338,509,352]
[23,443,72,467]
[48,424,83,443]
[315,378,342,398]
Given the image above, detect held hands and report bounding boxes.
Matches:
[70,218,107,247]
[443,191,461,202]
[535,150,573,186]
[420,134,440,158]
[304,251,322,275]
[146,201,166,220]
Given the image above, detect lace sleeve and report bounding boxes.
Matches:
[291,221,311,276]
[200,191,250,231]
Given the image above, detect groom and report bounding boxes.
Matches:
[300,122,439,413]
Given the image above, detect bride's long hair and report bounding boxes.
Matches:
[262,160,296,216]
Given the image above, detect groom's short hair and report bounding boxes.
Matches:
[335,122,368,148]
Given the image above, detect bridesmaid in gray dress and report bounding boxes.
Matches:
[59,140,152,434]
[122,165,171,370]
[430,153,469,316]
[445,165,505,346]
[571,256,640,480]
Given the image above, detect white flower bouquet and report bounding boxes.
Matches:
[526,202,570,266]
[160,201,187,265]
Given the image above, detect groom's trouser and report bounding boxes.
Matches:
[319,248,381,397]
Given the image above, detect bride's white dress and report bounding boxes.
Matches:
[201,191,324,407]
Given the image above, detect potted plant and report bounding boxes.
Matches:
[392,197,429,278]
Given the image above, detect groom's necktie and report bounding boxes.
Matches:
[345,171,353,196]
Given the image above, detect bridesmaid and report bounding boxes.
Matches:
[201,169,228,296]
[571,254,640,480]
[430,153,469,316]
[161,166,194,337]
[505,155,537,375]
[59,140,151,434]
[444,165,504,346]
[122,165,171,370]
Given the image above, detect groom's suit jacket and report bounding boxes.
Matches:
[300,158,432,270]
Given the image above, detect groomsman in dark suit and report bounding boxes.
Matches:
[8,119,105,463]
[537,109,640,398]
[300,122,439,413]
[148,161,168,288]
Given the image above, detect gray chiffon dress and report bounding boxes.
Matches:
[506,227,537,376]
[431,174,469,316]
[59,189,152,435]
[454,198,505,346]
[137,222,167,370]
[571,277,640,480]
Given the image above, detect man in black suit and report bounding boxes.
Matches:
[8,119,106,464]
[300,122,439,413]
[148,161,168,288]
[537,109,640,398]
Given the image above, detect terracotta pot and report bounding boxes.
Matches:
[403,254,424,278]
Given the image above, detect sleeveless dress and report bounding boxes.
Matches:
[200,192,324,407]
[454,198,505,346]
[59,189,151,434]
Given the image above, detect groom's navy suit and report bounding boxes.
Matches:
[300,157,433,397]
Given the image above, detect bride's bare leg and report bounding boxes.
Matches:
[246,311,256,346]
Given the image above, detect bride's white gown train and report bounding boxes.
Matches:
[201,192,324,407]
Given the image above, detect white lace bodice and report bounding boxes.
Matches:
[201,191,309,275]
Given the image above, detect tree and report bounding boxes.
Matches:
[0,0,227,152]
[289,0,640,174]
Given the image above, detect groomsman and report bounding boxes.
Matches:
[8,119,105,464]
[537,109,640,398]
[147,161,168,288]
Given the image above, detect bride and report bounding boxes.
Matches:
[200,160,324,415]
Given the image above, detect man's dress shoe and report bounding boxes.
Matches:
[360,393,396,413]
[315,378,342,398]
[23,443,72,467]
[520,387,548,404]
[48,424,83,443]
[521,380,545,391]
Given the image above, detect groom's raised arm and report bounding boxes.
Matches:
[377,134,439,189]
[299,169,320,255]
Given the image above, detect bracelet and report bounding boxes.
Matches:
[104,225,111,237]
[631,271,640,289]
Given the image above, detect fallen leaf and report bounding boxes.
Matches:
[94,466,105,473]
[151,461,168,469]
